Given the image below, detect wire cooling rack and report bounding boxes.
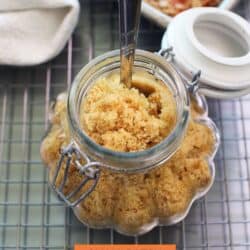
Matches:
[0,0,249,249]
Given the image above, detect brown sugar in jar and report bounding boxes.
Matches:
[40,50,218,235]
[80,71,177,152]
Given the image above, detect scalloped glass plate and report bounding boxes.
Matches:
[73,93,220,236]
[40,91,220,236]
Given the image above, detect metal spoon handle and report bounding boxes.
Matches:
[119,0,142,88]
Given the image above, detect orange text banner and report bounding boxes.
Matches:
[75,244,176,250]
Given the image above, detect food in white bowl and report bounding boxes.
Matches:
[144,0,220,16]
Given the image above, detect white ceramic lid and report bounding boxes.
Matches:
[161,7,250,98]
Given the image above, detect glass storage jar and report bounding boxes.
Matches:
[41,49,219,235]
[40,7,250,236]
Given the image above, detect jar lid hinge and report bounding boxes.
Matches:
[157,46,175,62]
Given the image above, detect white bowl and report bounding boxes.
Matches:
[142,0,240,27]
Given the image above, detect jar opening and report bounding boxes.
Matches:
[68,50,189,172]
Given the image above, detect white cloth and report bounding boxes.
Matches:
[0,0,80,65]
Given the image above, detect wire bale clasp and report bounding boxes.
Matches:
[50,142,101,207]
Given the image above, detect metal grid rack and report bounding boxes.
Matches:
[0,0,249,249]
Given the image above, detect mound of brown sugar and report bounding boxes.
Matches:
[81,72,176,152]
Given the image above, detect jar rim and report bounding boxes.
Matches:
[68,49,190,172]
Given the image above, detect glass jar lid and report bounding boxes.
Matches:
[161,7,250,98]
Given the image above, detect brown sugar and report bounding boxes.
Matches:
[40,73,215,235]
[80,71,176,152]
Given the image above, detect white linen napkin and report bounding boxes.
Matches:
[0,0,80,65]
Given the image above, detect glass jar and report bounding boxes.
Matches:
[41,49,219,236]
[68,49,189,172]
[40,7,250,236]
